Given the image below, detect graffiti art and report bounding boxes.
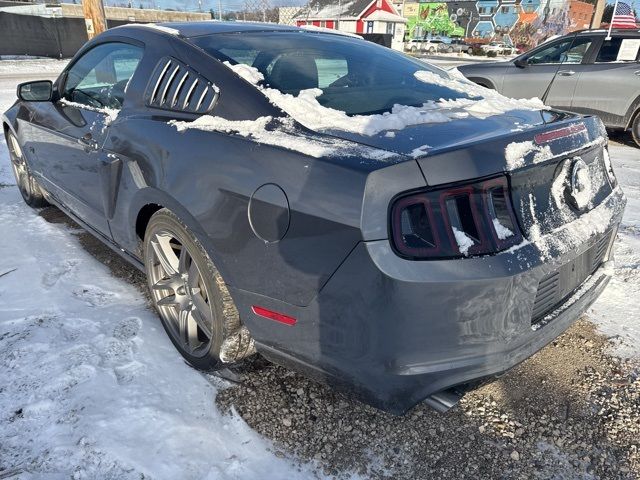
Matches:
[403,0,594,49]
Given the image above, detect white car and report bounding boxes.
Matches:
[404,38,444,54]
[481,42,513,55]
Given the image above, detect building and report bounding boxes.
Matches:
[567,0,594,31]
[0,2,211,22]
[293,0,407,50]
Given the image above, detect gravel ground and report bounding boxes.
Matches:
[214,321,639,479]
[37,189,640,480]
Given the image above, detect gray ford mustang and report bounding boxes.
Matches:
[2,22,626,414]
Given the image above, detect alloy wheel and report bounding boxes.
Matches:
[147,229,215,357]
[7,134,32,198]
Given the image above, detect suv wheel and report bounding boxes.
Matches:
[632,111,640,148]
[6,131,48,208]
[144,209,255,370]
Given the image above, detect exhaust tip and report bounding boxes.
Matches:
[424,389,465,413]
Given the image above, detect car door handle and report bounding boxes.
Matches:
[557,70,575,76]
[78,133,98,151]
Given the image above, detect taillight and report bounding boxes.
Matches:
[390,175,522,259]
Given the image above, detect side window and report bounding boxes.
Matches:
[315,57,349,88]
[596,37,640,63]
[63,43,143,110]
[263,53,350,93]
[562,37,593,64]
[527,39,572,64]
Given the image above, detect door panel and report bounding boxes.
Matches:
[29,41,143,237]
[31,102,112,235]
[501,64,559,99]
[545,38,595,110]
[502,36,593,104]
[571,62,640,127]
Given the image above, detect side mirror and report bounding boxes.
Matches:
[513,58,528,69]
[17,80,53,102]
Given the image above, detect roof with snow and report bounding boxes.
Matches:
[364,9,406,22]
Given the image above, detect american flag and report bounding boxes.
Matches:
[611,1,638,29]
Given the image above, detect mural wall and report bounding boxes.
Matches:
[403,0,594,50]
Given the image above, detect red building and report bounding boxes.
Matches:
[294,0,407,50]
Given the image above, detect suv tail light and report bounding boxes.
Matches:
[390,176,522,259]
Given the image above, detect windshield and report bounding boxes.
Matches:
[190,31,471,116]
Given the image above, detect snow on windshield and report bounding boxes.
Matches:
[223,62,545,137]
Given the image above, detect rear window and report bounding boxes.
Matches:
[190,31,471,115]
[596,37,640,62]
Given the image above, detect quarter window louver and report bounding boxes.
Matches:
[145,56,218,114]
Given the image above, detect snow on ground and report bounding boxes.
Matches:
[0,58,69,77]
[0,61,331,480]
[589,143,640,359]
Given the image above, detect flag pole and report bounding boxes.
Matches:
[606,0,619,40]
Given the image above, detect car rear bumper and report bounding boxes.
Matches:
[236,188,625,414]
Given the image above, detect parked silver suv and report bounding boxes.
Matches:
[458,29,640,146]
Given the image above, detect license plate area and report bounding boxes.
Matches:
[531,230,611,326]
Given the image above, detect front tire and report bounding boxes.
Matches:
[6,131,48,208]
[143,209,254,370]
[632,111,640,148]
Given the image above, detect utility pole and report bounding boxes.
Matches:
[82,0,107,40]
[591,0,606,28]
[218,0,223,20]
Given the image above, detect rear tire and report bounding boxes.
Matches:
[632,111,640,148]
[143,209,254,370]
[6,131,48,208]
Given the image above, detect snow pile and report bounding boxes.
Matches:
[452,227,475,255]
[493,218,514,240]
[170,114,396,160]
[410,144,431,158]
[529,186,623,260]
[223,62,547,138]
[223,61,265,85]
[60,99,119,126]
[416,68,546,118]
[571,161,593,210]
[504,140,553,170]
[260,86,454,136]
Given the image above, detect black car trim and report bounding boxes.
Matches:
[144,56,218,114]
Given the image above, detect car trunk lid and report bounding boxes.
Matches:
[324,111,614,243]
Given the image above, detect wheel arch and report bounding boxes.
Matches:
[466,77,496,90]
[625,96,640,130]
[130,188,237,288]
